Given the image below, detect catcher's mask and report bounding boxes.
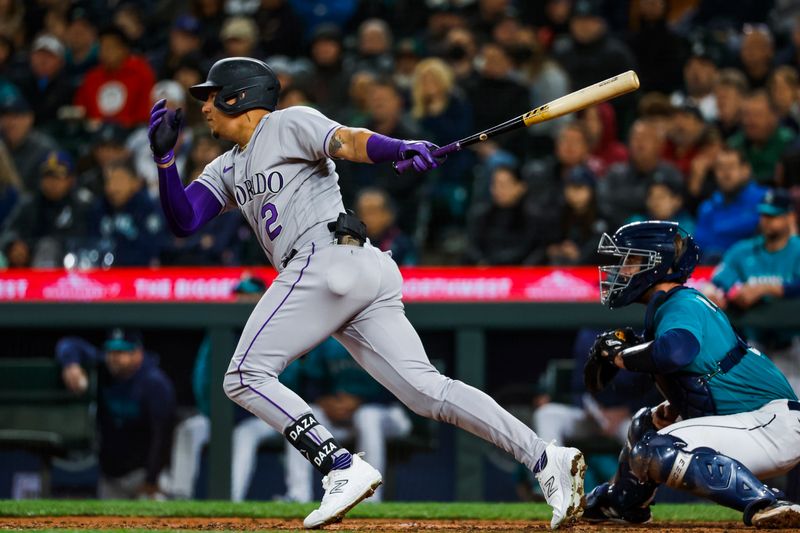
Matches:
[598,221,700,308]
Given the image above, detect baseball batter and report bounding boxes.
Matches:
[582,220,800,528]
[148,57,586,529]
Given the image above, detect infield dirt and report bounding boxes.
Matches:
[0,516,786,532]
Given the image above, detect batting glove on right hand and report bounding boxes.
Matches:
[583,327,641,393]
[148,98,184,161]
[398,140,445,172]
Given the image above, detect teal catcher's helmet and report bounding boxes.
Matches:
[598,221,700,308]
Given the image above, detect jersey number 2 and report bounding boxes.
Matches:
[261,203,282,241]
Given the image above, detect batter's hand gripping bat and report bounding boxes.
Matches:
[393,70,640,173]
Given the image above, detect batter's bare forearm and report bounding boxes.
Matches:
[327,127,373,163]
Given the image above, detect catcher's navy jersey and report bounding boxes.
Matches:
[654,288,797,414]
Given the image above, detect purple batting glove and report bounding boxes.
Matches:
[148,98,184,162]
[399,140,443,172]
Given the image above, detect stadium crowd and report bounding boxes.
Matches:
[2,0,800,270]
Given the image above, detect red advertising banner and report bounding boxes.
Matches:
[0,266,716,303]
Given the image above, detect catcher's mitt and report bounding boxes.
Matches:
[584,327,641,393]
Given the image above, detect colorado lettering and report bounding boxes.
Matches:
[235,171,284,205]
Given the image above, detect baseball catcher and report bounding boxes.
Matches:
[583,221,800,528]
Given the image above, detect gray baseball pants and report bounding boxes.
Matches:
[223,240,547,471]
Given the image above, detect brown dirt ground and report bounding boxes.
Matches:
[0,517,782,532]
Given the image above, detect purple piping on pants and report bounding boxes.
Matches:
[236,243,321,443]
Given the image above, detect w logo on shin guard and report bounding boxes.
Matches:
[543,476,557,498]
[330,479,349,494]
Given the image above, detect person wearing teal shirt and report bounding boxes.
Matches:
[710,188,800,396]
[581,221,800,528]
[284,337,412,503]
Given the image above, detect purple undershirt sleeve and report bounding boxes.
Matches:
[157,163,223,237]
[365,133,404,163]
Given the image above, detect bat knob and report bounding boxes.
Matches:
[479,134,488,141]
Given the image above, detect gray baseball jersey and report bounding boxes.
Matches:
[196,106,345,269]
[200,105,552,485]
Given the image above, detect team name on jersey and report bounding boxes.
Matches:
[234,171,284,206]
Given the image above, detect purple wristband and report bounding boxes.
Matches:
[366,134,404,163]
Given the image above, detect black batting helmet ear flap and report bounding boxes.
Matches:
[190,57,281,115]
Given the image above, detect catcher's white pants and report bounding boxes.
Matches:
[285,403,412,502]
[659,399,800,479]
[223,241,547,472]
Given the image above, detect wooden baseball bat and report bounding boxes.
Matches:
[394,70,640,173]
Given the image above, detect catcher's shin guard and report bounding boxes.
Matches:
[629,431,777,524]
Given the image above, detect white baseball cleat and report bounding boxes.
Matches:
[303,453,382,529]
[534,442,587,530]
[751,501,800,529]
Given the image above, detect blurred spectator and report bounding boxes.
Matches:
[547,165,608,265]
[768,65,800,134]
[525,122,601,211]
[411,58,474,221]
[728,89,796,185]
[63,5,99,87]
[627,0,687,94]
[516,26,569,147]
[531,0,572,50]
[344,18,394,76]
[286,336,412,503]
[710,188,800,394]
[253,0,303,58]
[1,151,93,268]
[113,3,153,54]
[0,91,59,192]
[219,16,261,59]
[627,170,695,234]
[599,119,682,229]
[637,91,675,138]
[89,160,166,267]
[79,122,132,197]
[171,53,208,130]
[56,329,175,499]
[468,0,513,44]
[288,0,358,41]
[185,131,225,182]
[578,103,628,176]
[356,187,417,266]
[392,37,422,93]
[127,81,193,198]
[306,24,350,121]
[149,14,204,80]
[778,14,800,70]
[11,34,74,133]
[670,42,719,122]
[739,23,775,89]
[0,0,24,47]
[714,68,749,140]
[191,0,226,57]
[663,104,713,180]
[466,41,530,159]
[552,0,636,121]
[0,140,20,226]
[442,27,479,85]
[465,164,550,266]
[73,25,156,128]
[694,146,766,264]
